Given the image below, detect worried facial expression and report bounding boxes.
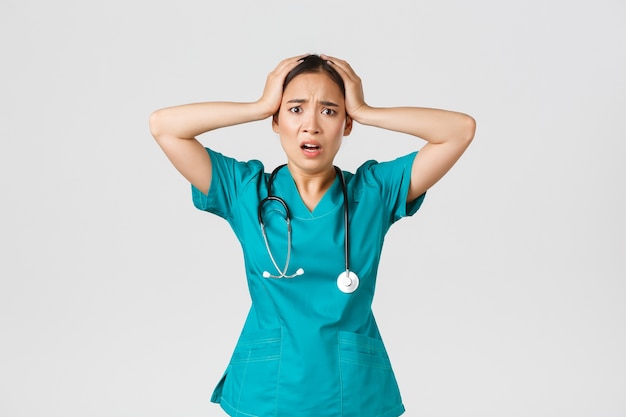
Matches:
[272,72,352,174]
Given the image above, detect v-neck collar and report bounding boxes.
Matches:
[273,166,343,220]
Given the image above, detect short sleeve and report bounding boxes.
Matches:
[355,151,426,224]
[191,148,264,220]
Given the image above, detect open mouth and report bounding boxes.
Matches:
[301,143,321,152]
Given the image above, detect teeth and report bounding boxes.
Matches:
[302,144,319,149]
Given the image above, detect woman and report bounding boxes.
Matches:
[150,54,475,417]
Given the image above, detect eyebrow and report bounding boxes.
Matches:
[286,98,339,107]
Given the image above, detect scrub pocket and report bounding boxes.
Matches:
[338,331,404,417]
[215,328,282,416]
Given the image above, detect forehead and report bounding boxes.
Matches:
[283,72,343,99]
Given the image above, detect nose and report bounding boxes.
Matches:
[302,112,321,134]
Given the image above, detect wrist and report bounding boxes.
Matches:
[253,99,279,120]
[349,104,372,125]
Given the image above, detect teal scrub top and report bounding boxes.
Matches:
[192,148,425,417]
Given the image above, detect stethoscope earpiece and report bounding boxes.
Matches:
[262,268,304,279]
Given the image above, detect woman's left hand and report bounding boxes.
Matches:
[321,55,368,121]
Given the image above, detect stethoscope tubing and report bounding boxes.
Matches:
[335,167,351,275]
[258,165,352,279]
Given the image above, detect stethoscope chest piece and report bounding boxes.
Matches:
[337,271,359,294]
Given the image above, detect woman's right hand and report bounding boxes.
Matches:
[256,54,309,118]
[150,54,308,195]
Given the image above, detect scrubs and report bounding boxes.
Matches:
[192,148,425,417]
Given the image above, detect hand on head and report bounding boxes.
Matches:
[320,54,367,120]
[259,54,367,121]
[258,54,310,118]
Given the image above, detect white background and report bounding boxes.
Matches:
[1,0,625,416]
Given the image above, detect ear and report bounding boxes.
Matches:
[272,113,280,133]
[343,114,353,136]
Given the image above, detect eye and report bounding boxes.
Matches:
[289,106,302,113]
[321,108,336,116]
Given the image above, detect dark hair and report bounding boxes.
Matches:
[282,54,345,96]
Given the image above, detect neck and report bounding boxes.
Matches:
[286,164,337,211]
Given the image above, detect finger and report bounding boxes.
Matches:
[269,54,310,80]
[262,54,310,110]
[277,53,310,70]
[320,54,352,69]
[289,53,311,61]
[321,54,358,80]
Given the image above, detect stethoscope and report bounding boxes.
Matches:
[257,165,360,294]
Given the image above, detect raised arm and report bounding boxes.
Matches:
[323,55,476,202]
[349,106,475,201]
[149,55,308,194]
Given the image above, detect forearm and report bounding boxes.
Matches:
[149,101,272,140]
[352,106,475,144]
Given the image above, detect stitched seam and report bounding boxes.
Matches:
[336,328,344,417]
[234,349,250,413]
[220,398,259,417]
[273,326,283,417]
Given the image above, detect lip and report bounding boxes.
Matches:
[299,140,323,157]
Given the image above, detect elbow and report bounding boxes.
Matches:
[149,109,166,142]
[460,113,476,144]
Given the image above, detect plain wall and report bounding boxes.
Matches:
[1,0,625,416]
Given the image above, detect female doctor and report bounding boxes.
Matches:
[150,54,475,417]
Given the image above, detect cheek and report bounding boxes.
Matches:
[280,112,300,127]
[282,122,301,137]
[274,118,296,136]
[327,120,347,135]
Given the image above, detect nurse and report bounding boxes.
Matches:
[150,54,475,417]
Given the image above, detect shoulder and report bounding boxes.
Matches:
[192,148,267,214]
[207,148,265,178]
[347,152,424,221]
[350,152,418,187]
